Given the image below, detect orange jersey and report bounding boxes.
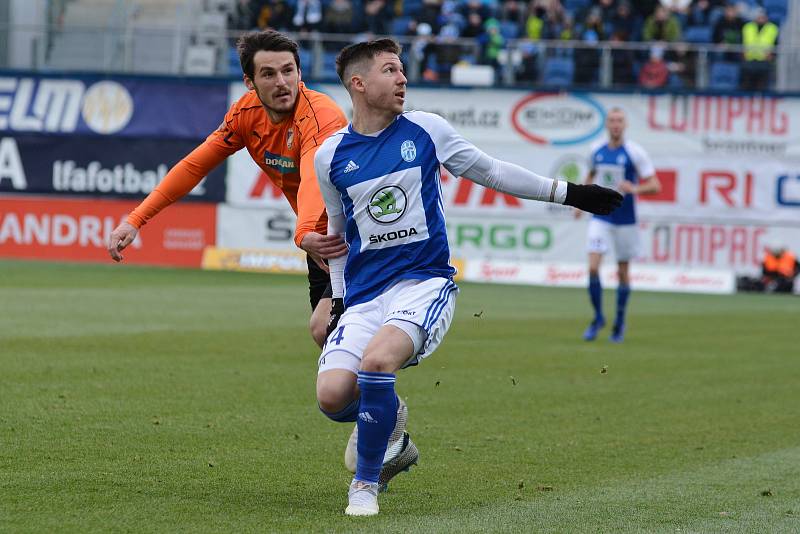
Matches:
[127,82,348,247]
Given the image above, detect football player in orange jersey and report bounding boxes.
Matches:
[107,31,349,347]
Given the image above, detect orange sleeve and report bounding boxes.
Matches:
[293,100,347,247]
[127,104,246,228]
[294,145,329,247]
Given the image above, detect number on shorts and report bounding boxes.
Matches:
[330,325,345,345]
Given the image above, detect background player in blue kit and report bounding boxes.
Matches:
[580,108,661,343]
[313,39,622,516]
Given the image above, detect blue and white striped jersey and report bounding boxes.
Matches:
[315,111,480,307]
[588,139,655,225]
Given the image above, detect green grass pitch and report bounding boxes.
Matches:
[1,259,799,533]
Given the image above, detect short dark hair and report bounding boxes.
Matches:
[237,30,300,80]
[335,39,402,86]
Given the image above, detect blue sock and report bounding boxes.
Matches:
[616,284,631,327]
[355,371,398,484]
[588,274,603,322]
[319,397,359,422]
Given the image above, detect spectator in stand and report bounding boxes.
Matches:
[440,1,466,31]
[547,0,567,20]
[548,11,575,40]
[418,0,444,34]
[713,2,744,61]
[254,0,294,31]
[741,8,779,91]
[525,4,546,41]
[229,0,256,30]
[462,12,486,39]
[687,0,714,27]
[659,0,692,14]
[292,0,323,32]
[596,0,618,28]
[639,45,670,87]
[412,22,438,80]
[502,2,527,29]
[633,0,660,19]
[479,18,506,69]
[460,0,492,24]
[432,23,466,82]
[643,6,682,43]
[575,8,606,85]
[610,31,636,85]
[323,0,357,33]
[611,0,641,42]
[363,0,394,35]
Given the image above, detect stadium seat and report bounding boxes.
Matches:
[709,61,740,90]
[542,57,574,85]
[766,6,787,23]
[499,21,520,40]
[668,73,685,89]
[184,45,216,76]
[403,0,422,17]
[228,46,239,75]
[323,51,339,80]
[563,0,590,12]
[391,16,412,36]
[684,25,712,43]
[299,48,312,72]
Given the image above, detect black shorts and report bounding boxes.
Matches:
[307,255,332,310]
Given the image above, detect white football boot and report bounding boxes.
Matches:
[345,479,379,516]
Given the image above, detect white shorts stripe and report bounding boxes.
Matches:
[424,281,457,332]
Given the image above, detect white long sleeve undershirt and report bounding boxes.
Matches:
[327,215,347,299]
[457,151,568,204]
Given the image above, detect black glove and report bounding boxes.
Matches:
[564,182,624,215]
[326,297,345,338]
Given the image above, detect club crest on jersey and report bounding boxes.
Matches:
[367,185,407,224]
[617,154,626,165]
[286,127,294,149]
[400,140,416,162]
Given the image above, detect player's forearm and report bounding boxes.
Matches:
[634,176,661,196]
[327,214,346,298]
[127,143,226,228]
[295,149,330,247]
[461,154,567,204]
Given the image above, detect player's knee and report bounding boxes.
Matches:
[316,373,357,414]
[360,353,395,373]
[317,386,351,415]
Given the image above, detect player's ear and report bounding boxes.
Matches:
[350,74,365,94]
[243,74,255,91]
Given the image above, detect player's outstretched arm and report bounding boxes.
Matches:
[458,152,622,215]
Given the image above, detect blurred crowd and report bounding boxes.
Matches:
[228,0,786,89]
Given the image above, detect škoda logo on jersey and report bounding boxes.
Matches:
[367,185,407,224]
[367,185,419,244]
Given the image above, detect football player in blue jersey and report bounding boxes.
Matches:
[579,108,661,343]
[312,38,622,516]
